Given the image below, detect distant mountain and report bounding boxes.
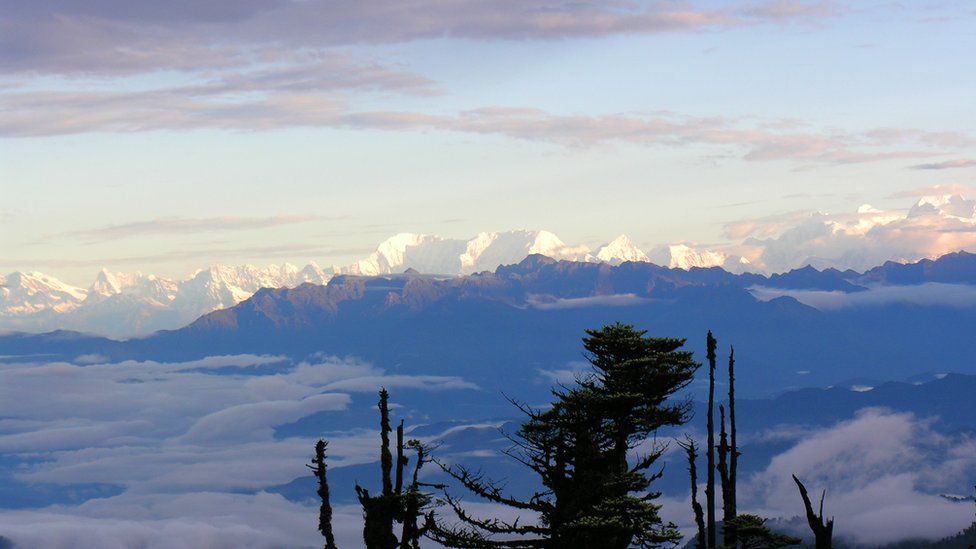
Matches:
[5,252,976,401]
[0,230,669,336]
[595,235,650,265]
[858,251,976,285]
[0,263,334,337]
[347,230,595,276]
[4,220,976,337]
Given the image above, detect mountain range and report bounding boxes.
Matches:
[6,192,976,336]
[4,250,976,401]
[0,231,724,336]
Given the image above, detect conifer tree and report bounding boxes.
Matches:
[426,323,698,548]
[723,514,800,549]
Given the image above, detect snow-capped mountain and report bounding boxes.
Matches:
[595,235,650,265]
[649,244,733,270]
[0,263,336,337]
[908,194,976,219]
[0,229,746,337]
[0,271,87,315]
[349,230,594,276]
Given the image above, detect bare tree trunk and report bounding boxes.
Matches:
[679,437,706,549]
[705,331,717,549]
[727,347,738,548]
[718,406,733,548]
[793,474,834,549]
[308,439,338,549]
[358,389,399,549]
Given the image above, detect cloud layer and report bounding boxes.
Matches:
[0,353,477,547]
[747,409,976,544]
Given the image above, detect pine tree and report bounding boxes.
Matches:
[723,514,800,549]
[426,323,698,548]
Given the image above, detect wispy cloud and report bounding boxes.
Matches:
[888,183,976,198]
[61,215,324,240]
[0,1,837,75]
[0,243,374,270]
[909,158,976,170]
[3,94,964,166]
[751,283,976,310]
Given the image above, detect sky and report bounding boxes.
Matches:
[2,1,975,285]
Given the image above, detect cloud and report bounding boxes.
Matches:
[527,293,656,310]
[0,493,367,549]
[702,192,976,272]
[4,89,965,167]
[537,361,593,384]
[60,215,325,241]
[0,243,373,270]
[909,158,976,170]
[0,350,488,547]
[751,283,976,310]
[0,1,837,75]
[743,409,976,545]
[0,354,475,492]
[888,183,976,198]
[178,393,351,444]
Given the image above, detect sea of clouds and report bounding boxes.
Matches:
[0,354,972,547]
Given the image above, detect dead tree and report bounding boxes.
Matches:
[678,436,706,549]
[308,439,338,549]
[355,388,435,549]
[792,475,833,549]
[717,406,734,547]
[705,331,718,548]
[728,347,738,523]
[313,389,435,549]
[720,346,740,548]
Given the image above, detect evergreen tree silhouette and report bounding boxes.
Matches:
[723,514,800,549]
[426,323,697,548]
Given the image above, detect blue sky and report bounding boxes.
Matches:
[1,1,974,284]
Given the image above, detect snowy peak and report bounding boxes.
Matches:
[350,233,468,276]
[650,244,729,270]
[347,230,596,276]
[909,194,976,219]
[459,230,591,274]
[596,235,649,265]
[0,271,87,315]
